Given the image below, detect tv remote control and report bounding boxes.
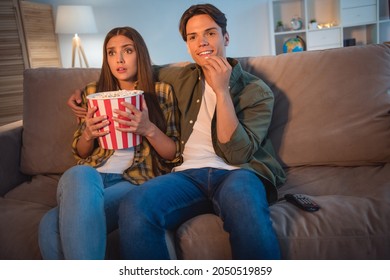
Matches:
[284,194,320,212]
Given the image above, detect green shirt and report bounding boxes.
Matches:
[158,58,286,203]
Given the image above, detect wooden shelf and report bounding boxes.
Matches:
[269,0,390,55]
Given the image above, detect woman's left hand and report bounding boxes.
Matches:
[113,98,155,137]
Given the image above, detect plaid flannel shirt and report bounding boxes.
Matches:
[72,81,181,185]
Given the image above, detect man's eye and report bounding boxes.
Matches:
[188,35,195,41]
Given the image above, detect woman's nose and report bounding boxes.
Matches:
[117,53,124,63]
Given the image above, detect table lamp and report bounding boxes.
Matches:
[55,5,97,68]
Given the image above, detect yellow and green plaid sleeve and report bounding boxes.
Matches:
[71,82,114,167]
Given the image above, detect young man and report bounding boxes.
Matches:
[117,4,286,259]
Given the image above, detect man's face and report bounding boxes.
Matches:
[185,14,229,67]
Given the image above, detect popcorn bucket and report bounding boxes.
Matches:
[87,90,143,149]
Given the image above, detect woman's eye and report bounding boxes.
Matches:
[125,48,133,54]
[107,50,115,56]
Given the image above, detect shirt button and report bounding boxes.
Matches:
[189,120,193,124]
[196,99,200,103]
[181,141,185,144]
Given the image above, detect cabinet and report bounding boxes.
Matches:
[269,0,390,55]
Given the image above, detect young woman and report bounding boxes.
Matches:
[38,27,180,259]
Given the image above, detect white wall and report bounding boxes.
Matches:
[35,0,271,68]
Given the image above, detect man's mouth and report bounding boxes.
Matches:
[198,50,213,56]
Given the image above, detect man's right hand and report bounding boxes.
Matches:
[68,89,87,119]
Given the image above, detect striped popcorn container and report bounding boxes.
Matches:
[87,90,143,149]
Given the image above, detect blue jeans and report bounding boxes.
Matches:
[118,168,280,260]
[38,165,136,259]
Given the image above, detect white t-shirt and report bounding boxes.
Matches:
[96,148,134,174]
[174,82,238,172]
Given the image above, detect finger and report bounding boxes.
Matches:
[112,115,132,126]
[113,108,133,122]
[120,101,138,112]
[76,113,86,119]
[73,108,87,119]
[94,119,110,131]
[141,98,149,115]
[205,56,230,70]
[75,89,82,104]
[115,126,135,133]
[86,106,97,119]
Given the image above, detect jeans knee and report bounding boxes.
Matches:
[215,170,269,215]
[58,165,103,200]
[60,165,97,185]
[223,172,265,197]
[39,208,58,244]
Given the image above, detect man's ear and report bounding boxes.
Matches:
[224,32,230,46]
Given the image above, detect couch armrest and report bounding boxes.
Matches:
[0,120,30,196]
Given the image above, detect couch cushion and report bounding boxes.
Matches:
[0,197,51,259]
[4,175,59,207]
[21,68,100,175]
[176,164,390,259]
[239,44,390,167]
[176,213,231,259]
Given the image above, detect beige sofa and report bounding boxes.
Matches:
[1,43,389,260]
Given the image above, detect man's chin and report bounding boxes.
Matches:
[194,56,209,66]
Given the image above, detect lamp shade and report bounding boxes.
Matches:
[55,5,97,34]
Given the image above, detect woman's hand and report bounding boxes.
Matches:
[113,97,176,160]
[83,106,110,141]
[113,99,156,138]
[76,106,109,158]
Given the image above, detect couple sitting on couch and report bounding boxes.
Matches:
[38,3,285,260]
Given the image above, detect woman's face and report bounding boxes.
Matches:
[106,35,138,89]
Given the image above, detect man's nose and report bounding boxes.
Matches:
[198,36,209,47]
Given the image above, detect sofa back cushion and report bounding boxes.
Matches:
[20,44,390,175]
[239,44,390,167]
[21,68,100,175]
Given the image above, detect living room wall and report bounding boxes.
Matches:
[32,0,271,67]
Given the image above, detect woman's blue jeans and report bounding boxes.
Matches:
[38,165,135,259]
[118,168,281,260]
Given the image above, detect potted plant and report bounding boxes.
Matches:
[276,20,284,32]
[309,19,317,29]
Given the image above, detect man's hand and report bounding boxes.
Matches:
[202,56,231,96]
[202,56,238,144]
[67,89,87,119]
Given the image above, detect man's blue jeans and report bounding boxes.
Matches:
[38,165,136,259]
[118,168,280,259]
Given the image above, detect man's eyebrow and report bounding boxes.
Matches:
[186,27,218,37]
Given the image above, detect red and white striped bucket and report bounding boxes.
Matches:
[87,90,143,149]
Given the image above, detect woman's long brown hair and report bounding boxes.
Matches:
[97,26,166,133]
